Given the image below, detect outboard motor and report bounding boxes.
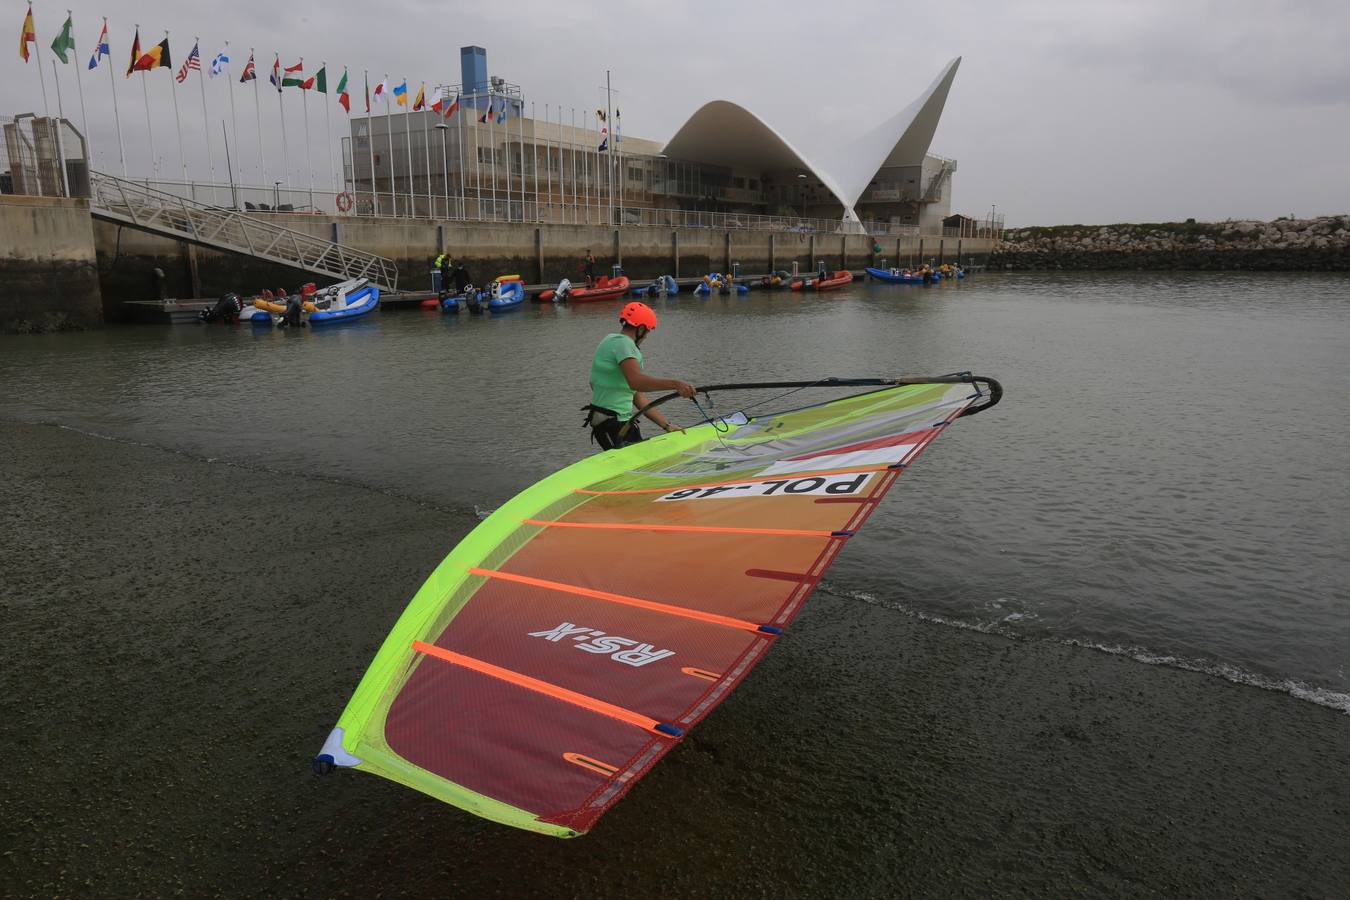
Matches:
[278,292,306,327]
[554,278,572,303]
[199,292,243,324]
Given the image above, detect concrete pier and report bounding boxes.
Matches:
[0,196,102,332]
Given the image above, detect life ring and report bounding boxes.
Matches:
[335,191,354,213]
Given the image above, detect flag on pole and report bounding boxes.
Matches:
[175,41,201,82]
[133,37,171,73]
[479,100,492,124]
[412,83,426,111]
[18,4,36,63]
[596,108,606,122]
[209,46,229,77]
[431,86,443,113]
[392,79,407,106]
[372,77,387,103]
[444,93,460,119]
[313,65,327,93]
[496,102,506,124]
[598,127,608,152]
[88,20,110,70]
[50,13,75,64]
[239,52,256,82]
[336,68,349,112]
[269,55,281,90]
[282,60,304,88]
[125,28,141,77]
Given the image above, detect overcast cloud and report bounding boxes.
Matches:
[7,0,1347,225]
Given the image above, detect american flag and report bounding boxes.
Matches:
[175,42,201,83]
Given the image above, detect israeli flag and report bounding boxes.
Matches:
[210,48,230,78]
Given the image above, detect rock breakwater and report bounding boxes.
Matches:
[990,216,1350,270]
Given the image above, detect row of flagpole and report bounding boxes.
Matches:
[17,3,631,221]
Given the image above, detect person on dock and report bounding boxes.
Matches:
[435,252,453,295]
[584,302,695,450]
[450,261,473,294]
[583,251,597,287]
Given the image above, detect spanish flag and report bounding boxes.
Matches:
[18,4,36,63]
[133,37,171,74]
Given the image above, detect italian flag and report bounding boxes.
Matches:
[337,68,350,113]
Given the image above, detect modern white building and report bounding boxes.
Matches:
[345,52,962,232]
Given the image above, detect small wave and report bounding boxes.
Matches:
[824,582,1350,716]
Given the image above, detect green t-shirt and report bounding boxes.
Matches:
[589,332,643,417]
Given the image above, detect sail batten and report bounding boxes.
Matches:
[317,376,1001,837]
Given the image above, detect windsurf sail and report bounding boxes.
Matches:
[314,374,1002,837]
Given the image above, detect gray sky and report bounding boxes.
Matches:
[10,0,1348,225]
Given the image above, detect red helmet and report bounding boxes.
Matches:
[620,302,658,331]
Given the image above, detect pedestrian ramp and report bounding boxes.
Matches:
[88,170,399,291]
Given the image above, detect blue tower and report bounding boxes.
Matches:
[460,46,487,95]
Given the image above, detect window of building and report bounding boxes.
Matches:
[732,176,746,189]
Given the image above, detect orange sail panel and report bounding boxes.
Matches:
[318,379,995,837]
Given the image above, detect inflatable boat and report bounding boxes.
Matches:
[308,279,380,324]
[814,270,854,292]
[488,278,526,310]
[539,275,630,303]
[638,275,679,298]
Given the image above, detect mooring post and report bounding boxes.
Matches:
[614,228,621,270]
[769,232,775,273]
[724,231,731,274]
[840,235,846,271]
[536,227,544,284]
[672,230,679,278]
[939,239,944,265]
[185,243,201,299]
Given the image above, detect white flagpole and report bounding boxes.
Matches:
[606,70,613,226]
[276,53,290,191]
[251,49,264,183]
[472,91,481,219]
[167,31,187,186]
[50,60,70,196]
[544,102,551,223]
[301,60,314,210]
[519,96,528,221]
[422,93,432,216]
[364,71,377,216]
[138,34,157,179]
[67,10,90,157]
[104,19,126,176]
[383,74,395,214]
[455,93,465,219]
[323,62,336,194]
[488,95,498,220]
[33,6,51,118]
[401,78,414,216]
[529,101,537,222]
[569,106,577,225]
[225,43,241,202]
[194,38,215,203]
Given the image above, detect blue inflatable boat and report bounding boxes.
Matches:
[866,267,931,284]
[488,279,526,310]
[638,275,679,297]
[308,279,380,324]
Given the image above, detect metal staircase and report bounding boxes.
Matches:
[88,171,399,291]
[922,159,956,203]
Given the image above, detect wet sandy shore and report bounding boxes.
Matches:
[3,422,1347,897]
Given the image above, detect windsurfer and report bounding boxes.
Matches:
[585,302,695,450]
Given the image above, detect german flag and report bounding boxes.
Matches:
[132,36,170,73]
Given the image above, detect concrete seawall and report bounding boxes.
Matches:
[0,196,102,333]
[94,213,995,317]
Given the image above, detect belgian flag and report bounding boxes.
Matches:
[132,36,170,74]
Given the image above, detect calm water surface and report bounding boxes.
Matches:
[3,272,1348,709]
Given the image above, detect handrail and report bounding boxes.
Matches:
[87,170,400,291]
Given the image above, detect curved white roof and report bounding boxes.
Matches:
[661,58,961,222]
[662,99,854,216]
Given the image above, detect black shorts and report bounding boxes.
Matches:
[588,407,643,451]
